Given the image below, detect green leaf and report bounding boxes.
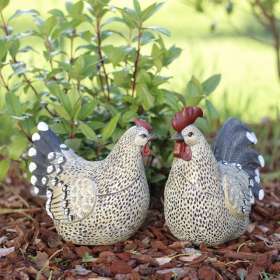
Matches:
[69,56,85,79]
[48,9,64,18]
[51,122,69,134]
[8,39,20,58]
[141,2,163,22]
[39,16,57,35]
[195,117,210,134]
[119,8,139,29]
[89,120,104,130]
[103,45,128,66]
[80,30,93,42]
[151,43,163,71]
[0,39,8,61]
[79,122,97,141]
[53,104,71,120]
[79,99,96,120]
[137,70,151,84]
[202,74,221,96]
[133,0,141,14]
[205,99,219,120]
[11,61,26,75]
[150,173,165,183]
[0,159,10,181]
[64,138,81,151]
[48,84,73,117]
[121,110,137,125]
[6,91,23,116]
[113,70,131,88]
[184,76,204,106]
[9,9,39,22]
[86,0,109,18]
[138,84,155,110]
[164,45,181,66]
[68,88,81,119]
[102,113,121,140]
[163,91,181,111]
[146,26,171,37]
[69,54,98,80]
[139,31,155,45]
[0,0,9,12]
[8,134,28,160]
[66,1,84,18]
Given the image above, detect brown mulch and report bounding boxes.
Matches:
[0,172,280,279]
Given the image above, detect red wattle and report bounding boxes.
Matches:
[142,144,151,157]
[173,142,192,161]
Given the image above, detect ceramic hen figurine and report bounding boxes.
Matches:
[28,119,153,245]
[164,107,265,246]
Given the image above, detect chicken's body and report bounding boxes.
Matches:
[165,112,264,246]
[28,122,151,245]
[165,139,250,245]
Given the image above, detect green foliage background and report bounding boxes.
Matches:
[0,0,221,185]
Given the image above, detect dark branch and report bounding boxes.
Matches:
[131,27,142,98]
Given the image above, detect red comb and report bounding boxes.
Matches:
[172,107,203,132]
[134,119,152,132]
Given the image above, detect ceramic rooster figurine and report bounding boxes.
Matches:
[164,107,265,246]
[28,119,153,245]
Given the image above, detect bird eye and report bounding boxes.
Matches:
[140,134,148,138]
[188,132,194,137]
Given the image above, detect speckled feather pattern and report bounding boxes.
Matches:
[164,129,252,246]
[54,128,150,245]
[30,125,150,245]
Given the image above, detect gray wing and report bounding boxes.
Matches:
[219,163,254,218]
[46,158,98,223]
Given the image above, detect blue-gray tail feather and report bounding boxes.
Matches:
[28,122,69,196]
[213,118,264,200]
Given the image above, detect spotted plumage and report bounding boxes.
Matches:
[28,121,152,245]
[164,109,265,246]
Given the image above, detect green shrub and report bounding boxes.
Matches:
[0,0,220,186]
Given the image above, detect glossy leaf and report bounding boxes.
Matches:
[66,1,84,18]
[138,84,155,110]
[146,26,171,37]
[133,0,141,14]
[9,9,39,22]
[164,45,181,66]
[65,138,81,151]
[79,122,97,141]
[121,110,137,125]
[184,76,204,106]
[8,134,28,160]
[6,91,23,116]
[53,104,71,120]
[205,99,219,120]
[119,8,139,28]
[79,99,96,120]
[141,2,163,22]
[39,16,57,35]
[8,39,20,58]
[102,113,121,140]
[202,74,221,96]
[0,39,8,61]
[11,61,26,75]
[103,45,128,66]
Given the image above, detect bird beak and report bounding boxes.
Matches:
[148,134,157,141]
[172,132,184,141]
